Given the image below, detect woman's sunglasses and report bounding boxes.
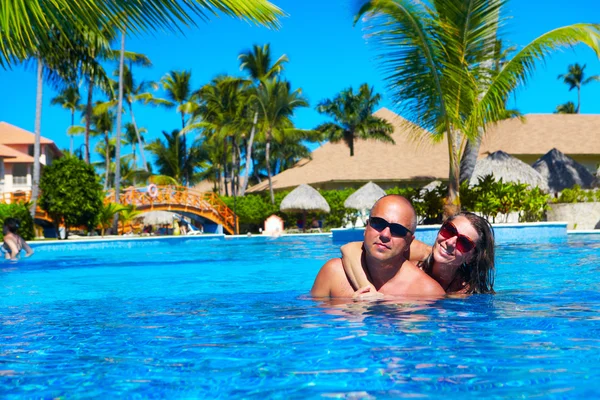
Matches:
[368,217,412,238]
[439,221,476,253]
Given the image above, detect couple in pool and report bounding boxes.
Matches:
[311,195,495,299]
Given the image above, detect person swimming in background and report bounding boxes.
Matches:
[2,218,34,261]
[342,211,495,295]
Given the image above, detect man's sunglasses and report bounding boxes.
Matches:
[439,221,476,253]
[368,217,412,238]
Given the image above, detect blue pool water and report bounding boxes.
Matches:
[2,235,600,398]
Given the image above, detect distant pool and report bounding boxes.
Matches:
[2,235,600,398]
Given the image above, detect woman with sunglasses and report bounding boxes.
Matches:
[342,212,495,294]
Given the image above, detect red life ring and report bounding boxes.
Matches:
[147,184,159,199]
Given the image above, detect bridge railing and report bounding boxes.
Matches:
[1,191,32,204]
[1,187,239,234]
[105,186,238,234]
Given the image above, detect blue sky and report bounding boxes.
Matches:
[1,0,599,160]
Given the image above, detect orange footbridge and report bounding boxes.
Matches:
[1,186,239,235]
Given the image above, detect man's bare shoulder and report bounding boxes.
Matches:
[406,261,445,296]
[389,259,445,297]
[311,258,355,298]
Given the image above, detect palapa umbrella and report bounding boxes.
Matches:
[280,184,330,231]
[141,211,177,226]
[532,148,594,193]
[344,181,386,227]
[344,181,386,210]
[470,150,549,191]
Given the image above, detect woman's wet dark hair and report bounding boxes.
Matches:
[3,218,20,234]
[420,212,495,294]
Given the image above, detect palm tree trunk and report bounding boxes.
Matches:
[266,133,275,204]
[30,58,43,219]
[132,143,137,186]
[240,111,258,196]
[577,86,581,113]
[459,128,483,183]
[104,133,110,190]
[112,29,126,233]
[129,106,148,172]
[223,140,229,197]
[84,74,94,164]
[444,130,461,218]
[69,110,75,154]
[181,112,188,186]
[230,137,236,196]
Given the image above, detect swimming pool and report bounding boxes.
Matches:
[2,235,600,398]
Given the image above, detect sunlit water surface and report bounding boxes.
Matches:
[2,235,600,398]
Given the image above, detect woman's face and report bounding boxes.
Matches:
[432,216,480,269]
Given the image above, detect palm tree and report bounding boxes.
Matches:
[93,137,132,189]
[120,64,164,172]
[123,122,147,172]
[253,79,311,203]
[355,0,600,214]
[557,63,600,113]
[316,84,394,156]
[50,86,82,154]
[555,101,577,114]
[190,76,250,196]
[146,130,204,185]
[1,1,283,67]
[159,70,199,185]
[91,105,116,190]
[459,38,519,183]
[238,44,289,195]
[160,70,197,129]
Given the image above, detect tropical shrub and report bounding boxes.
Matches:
[320,188,356,229]
[551,185,600,203]
[39,155,104,238]
[97,203,126,236]
[0,202,34,241]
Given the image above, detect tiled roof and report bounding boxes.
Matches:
[0,122,54,145]
[0,144,34,163]
[0,144,17,159]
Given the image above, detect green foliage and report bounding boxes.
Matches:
[519,187,550,222]
[226,177,553,232]
[0,203,34,241]
[387,185,446,223]
[98,203,126,236]
[321,189,356,229]
[222,188,357,233]
[462,175,549,222]
[39,155,104,232]
[551,185,600,204]
[119,205,142,233]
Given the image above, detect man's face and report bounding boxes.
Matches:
[363,197,414,263]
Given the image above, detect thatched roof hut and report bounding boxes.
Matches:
[532,148,595,193]
[280,184,330,231]
[344,181,386,210]
[470,150,549,191]
[141,211,177,225]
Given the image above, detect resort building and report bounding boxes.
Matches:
[247,108,600,192]
[0,122,62,195]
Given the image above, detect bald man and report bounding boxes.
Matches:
[311,195,444,299]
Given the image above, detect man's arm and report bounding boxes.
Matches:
[310,258,356,298]
[310,259,338,297]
